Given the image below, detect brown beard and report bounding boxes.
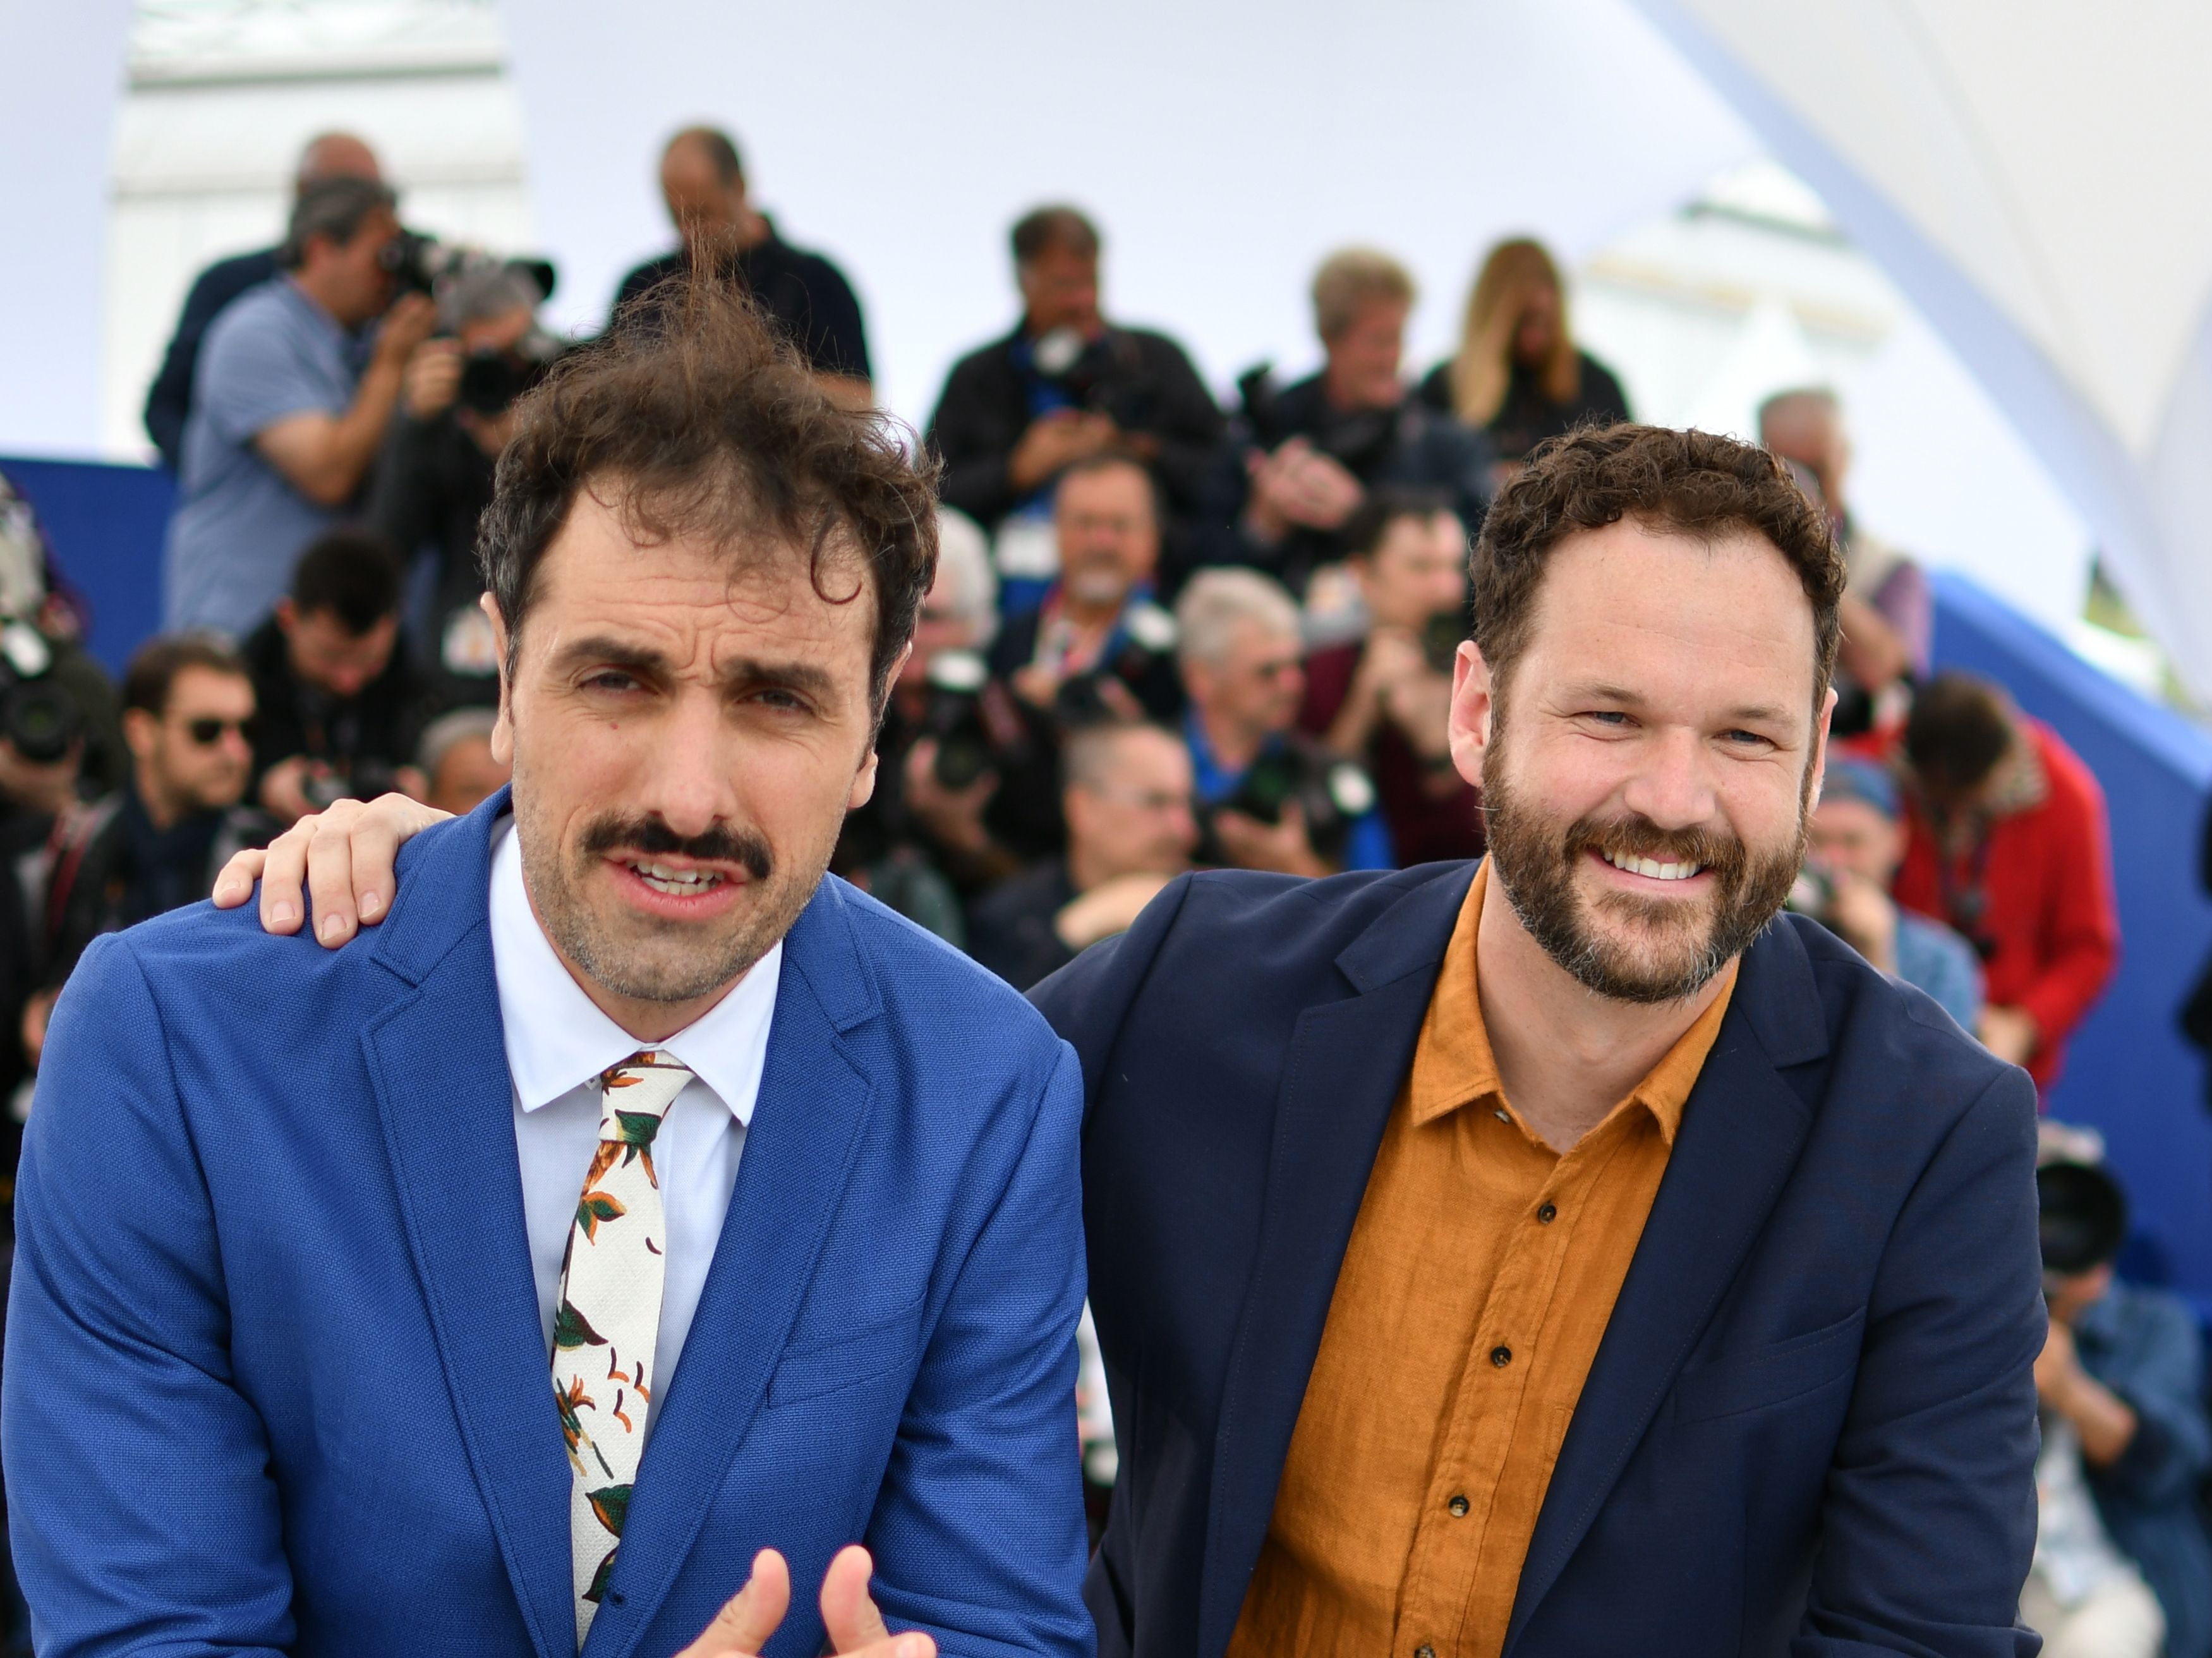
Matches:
[1481,740,1808,1004]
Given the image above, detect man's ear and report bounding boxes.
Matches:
[121,707,159,767]
[1446,639,1495,790]
[274,598,299,639]
[484,592,514,766]
[1805,684,1840,811]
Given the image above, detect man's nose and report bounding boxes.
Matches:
[1619,727,1719,829]
[634,691,736,837]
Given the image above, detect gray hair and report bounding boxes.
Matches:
[1175,567,1300,669]
[416,705,499,777]
[280,176,397,269]
[442,263,542,332]
[931,508,998,642]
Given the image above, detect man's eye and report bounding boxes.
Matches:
[1584,710,1633,727]
[582,671,640,693]
[749,688,811,714]
[1722,729,1774,748]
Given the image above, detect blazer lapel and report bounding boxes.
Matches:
[590,881,880,1658]
[1503,917,1828,1654]
[360,798,577,1658]
[1194,864,1477,1658]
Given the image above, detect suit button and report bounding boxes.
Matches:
[1537,1203,1557,1224]
[1491,1345,1513,1367]
[1448,1494,1470,1518]
[1416,1647,1437,1658]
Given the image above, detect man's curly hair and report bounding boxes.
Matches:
[477,279,939,712]
[1471,423,1846,717]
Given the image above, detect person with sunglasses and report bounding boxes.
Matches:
[25,636,276,1071]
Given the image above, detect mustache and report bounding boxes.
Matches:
[579,814,773,881]
[1568,811,1748,883]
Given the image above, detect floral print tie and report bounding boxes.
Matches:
[552,1050,693,1644]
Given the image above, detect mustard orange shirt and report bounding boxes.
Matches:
[1225,862,1737,1658]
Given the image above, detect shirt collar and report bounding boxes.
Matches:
[1407,860,1734,1146]
[487,816,781,1124]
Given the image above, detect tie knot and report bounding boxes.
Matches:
[596,1050,693,1141]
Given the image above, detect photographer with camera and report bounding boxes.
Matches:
[1794,757,1984,1028]
[163,177,438,638]
[143,133,385,472]
[2026,1153,2212,1658]
[369,262,557,705]
[1300,487,1484,864]
[243,530,430,824]
[967,720,1198,991]
[1175,568,1386,876]
[927,206,1222,593]
[829,511,1027,919]
[32,636,275,1068]
[1203,248,1494,598]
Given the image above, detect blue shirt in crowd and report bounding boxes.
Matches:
[1894,910,1984,1031]
[163,277,368,637]
[1185,710,1393,873]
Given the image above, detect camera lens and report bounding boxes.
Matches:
[3,679,82,766]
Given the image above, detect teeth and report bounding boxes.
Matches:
[1602,849,1703,881]
[627,860,722,893]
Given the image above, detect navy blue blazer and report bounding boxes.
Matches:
[6,796,1093,1658]
[1034,861,2046,1658]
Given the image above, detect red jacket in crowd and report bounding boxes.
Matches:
[1887,717,2120,1092]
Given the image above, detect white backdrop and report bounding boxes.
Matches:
[496,0,1760,430]
[1635,0,2212,693]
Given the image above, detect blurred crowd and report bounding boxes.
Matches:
[0,117,2196,1653]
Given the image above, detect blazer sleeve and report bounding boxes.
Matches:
[862,1041,1094,1658]
[1027,871,1196,1120]
[1796,1065,2045,1657]
[4,935,296,1658]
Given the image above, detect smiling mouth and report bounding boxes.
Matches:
[1597,847,1707,883]
[619,858,730,896]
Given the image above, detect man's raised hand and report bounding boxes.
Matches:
[674,1547,933,1658]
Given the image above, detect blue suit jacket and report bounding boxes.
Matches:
[6,796,1093,1658]
[1033,862,2046,1658]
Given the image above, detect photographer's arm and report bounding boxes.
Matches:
[255,295,437,507]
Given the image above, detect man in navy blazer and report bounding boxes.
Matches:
[6,294,1089,1658]
[1039,428,2045,1655]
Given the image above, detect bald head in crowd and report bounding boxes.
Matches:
[294,132,382,192]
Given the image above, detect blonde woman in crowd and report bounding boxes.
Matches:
[1420,236,1632,476]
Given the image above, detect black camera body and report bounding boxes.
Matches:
[298,759,404,814]
[0,621,81,766]
[920,650,996,790]
[382,231,558,308]
[1236,364,1406,480]
[1205,741,1376,868]
[459,326,571,416]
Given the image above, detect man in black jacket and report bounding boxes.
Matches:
[1208,246,1494,596]
[927,207,1221,574]
[610,127,871,409]
[142,133,384,471]
[243,529,428,823]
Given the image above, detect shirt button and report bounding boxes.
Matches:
[1491,1345,1513,1367]
[1416,1647,1437,1658]
[1447,1494,1470,1518]
[1537,1203,1557,1225]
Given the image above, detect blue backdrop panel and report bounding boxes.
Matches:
[0,454,174,680]
[1933,571,2212,1307]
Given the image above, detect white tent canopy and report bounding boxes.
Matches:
[4,0,2204,692]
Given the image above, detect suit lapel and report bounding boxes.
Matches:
[360,799,576,1658]
[1194,865,1476,1658]
[589,881,880,1658]
[1503,917,1828,1653]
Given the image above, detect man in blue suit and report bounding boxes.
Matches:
[6,290,1091,1658]
[224,425,2049,1655]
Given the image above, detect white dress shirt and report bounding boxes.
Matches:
[487,816,782,1406]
